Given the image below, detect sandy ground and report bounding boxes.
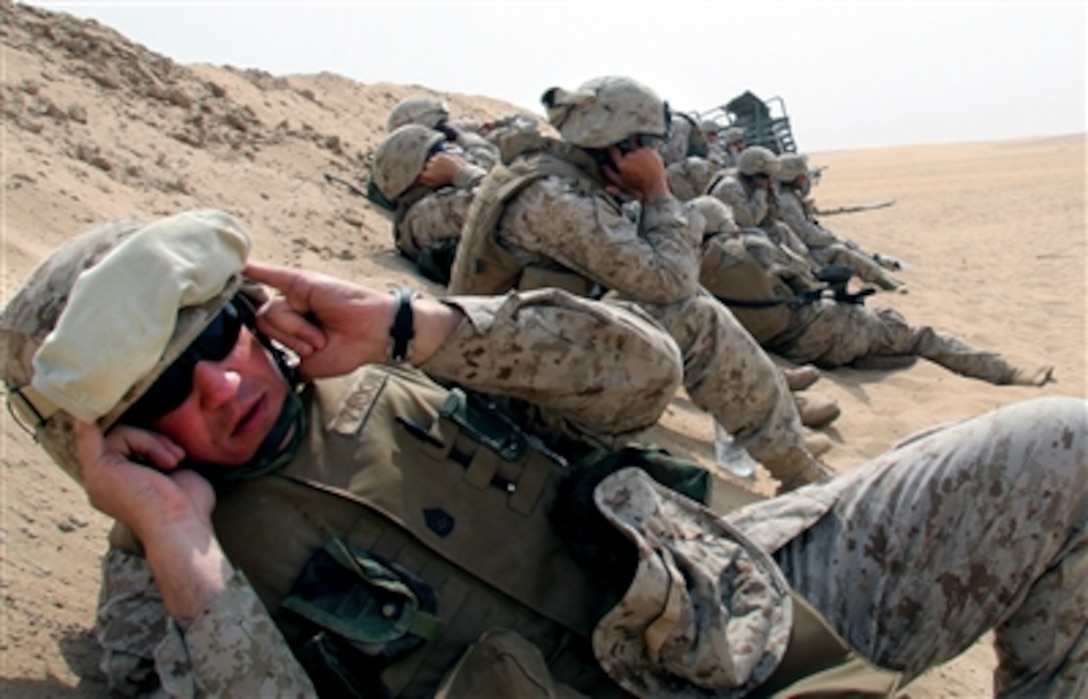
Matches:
[1,2,1085,696]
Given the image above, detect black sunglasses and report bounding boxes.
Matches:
[121,297,252,426]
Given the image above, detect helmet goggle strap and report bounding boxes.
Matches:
[7,385,56,436]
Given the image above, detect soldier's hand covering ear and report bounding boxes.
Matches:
[75,420,214,539]
[604,142,669,201]
[418,152,464,188]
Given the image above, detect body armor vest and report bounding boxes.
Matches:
[700,235,795,344]
[108,364,899,696]
[448,137,601,298]
[212,366,623,697]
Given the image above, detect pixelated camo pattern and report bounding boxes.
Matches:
[592,468,792,698]
[98,549,317,697]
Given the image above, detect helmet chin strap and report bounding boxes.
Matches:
[198,385,308,492]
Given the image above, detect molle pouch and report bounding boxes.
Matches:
[438,388,532,463]
[281,538,443,698]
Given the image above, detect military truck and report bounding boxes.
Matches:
[700,90,797,155]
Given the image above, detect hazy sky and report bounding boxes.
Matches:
[29,1,1087,152]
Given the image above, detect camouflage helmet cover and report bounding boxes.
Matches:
[737,146,783,176]
[386,96,450,132]
[776,153,810,182]
[722,127,746,146]
[0,210,249,482]
[699,119,721,135]
[371,124,445,201]
[542,76,669,149]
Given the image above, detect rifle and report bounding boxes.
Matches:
[323,173,368,199]
[813,199,896,216]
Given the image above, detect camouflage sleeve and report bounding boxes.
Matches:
[455,131,500,171]
[665,157,715,202]
[421,287,683,444]
[777,190,840,247]
[658,119,692,165]
[665,161,698,202]
[398,188,475,255]
[96,548,317,698]
[501,177,701,304]
[706,142,730,167]
[451,160,488,189]
[96,548,171,697]
[709,177,768,228]
[742,233,820,292]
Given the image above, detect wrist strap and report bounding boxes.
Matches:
[388,288,417,364]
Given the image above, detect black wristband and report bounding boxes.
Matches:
[388,288,417,364]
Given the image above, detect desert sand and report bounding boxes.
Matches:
[1,3,1085,697]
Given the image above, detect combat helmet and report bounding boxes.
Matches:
[722,127,746,147]
[700,120,721,137]
[737,146,783,176]
[0,210,251,482]
[386,96,450,132]
[542,76,670,149]
[371,124,446,202]
[776,153,810,183]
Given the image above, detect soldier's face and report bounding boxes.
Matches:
[151,326,289,468]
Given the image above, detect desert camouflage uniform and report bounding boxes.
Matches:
[665,155,719,202]
[99,393,1088,698]
[705,139,730,168]
[456,162,822,488]
[394,153,487,262]
[97,553,315,697]
[469,113,543,149]
[594,396,1087,698]
[652,112,705,165]
[704,232,1038,384]
[446,128,501,172]
[710,172,894,285]
[385,97,501,172]
[10,216,1084,697]
[707,170,771,229]
[658,113,696,165]
[716,127,746,170]
[753,395,1088,697]
[95,288,685,696]
[775,184,902,290]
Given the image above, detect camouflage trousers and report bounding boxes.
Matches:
[771,301,1024,384]
[765,396,1087,696]
[613,289,815,482]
